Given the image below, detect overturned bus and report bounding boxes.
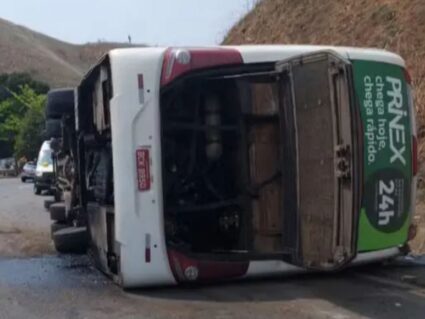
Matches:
[44,45,417,288]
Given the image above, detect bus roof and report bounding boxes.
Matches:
[106,45,405,68]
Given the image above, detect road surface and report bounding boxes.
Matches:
[0,177,425,319]
[0,177,52,257]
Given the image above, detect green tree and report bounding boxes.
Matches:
[0,73,49,100]
[0,97,26,142]
[13,86,47,159]
[0,74,49,158]
[0,85,47,159]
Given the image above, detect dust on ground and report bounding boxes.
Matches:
[0,178,53,258]
[0,226,53,257]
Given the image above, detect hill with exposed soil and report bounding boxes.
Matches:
[0,18,135,87]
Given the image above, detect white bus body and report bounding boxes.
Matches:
[52,45,416,288]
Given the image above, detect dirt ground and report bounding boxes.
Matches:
[0,178,53,257]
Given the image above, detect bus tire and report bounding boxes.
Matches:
[53,227,88,254]
[44,199,55,211]
[45,89,75,119]
[34,184,41,195]
[50,203,66,222]
[46,119,62,139]
[50,222,68,239]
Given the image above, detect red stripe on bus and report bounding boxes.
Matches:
[161,48,243,86]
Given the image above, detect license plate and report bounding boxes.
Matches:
[136,148,151,191]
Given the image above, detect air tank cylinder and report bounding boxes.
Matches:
[205,94,222,161]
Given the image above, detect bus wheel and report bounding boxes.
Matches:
[49,203,66,222]
[45,119,62,139]
[53,227,88,254]
[45,89,75,119]
[44,199,55,211]
[50,222,68,239]
[53,190,62,202]
[34,185,41,195]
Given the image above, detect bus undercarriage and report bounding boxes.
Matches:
[161,66,287,258]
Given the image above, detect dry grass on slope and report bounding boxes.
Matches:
[0,18,136,87]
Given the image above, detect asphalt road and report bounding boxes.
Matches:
[0,178,52,257]
[1,177,425,319]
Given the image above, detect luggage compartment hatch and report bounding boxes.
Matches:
[276,51,358,270]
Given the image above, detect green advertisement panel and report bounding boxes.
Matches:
[352,60,412,252]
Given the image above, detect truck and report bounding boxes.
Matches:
[44,45,417,288]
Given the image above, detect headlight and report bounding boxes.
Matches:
[36,171,43,177]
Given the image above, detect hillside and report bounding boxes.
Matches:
[0,18,135,87]
[224,0,425,252]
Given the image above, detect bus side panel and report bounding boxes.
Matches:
[109,49,176,287]
[352,60,412,252]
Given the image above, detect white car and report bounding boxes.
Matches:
[34,141,54,195]
[21,161,36,182]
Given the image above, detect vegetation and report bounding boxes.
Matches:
[0,73,49,100]
[0,73,49,160]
